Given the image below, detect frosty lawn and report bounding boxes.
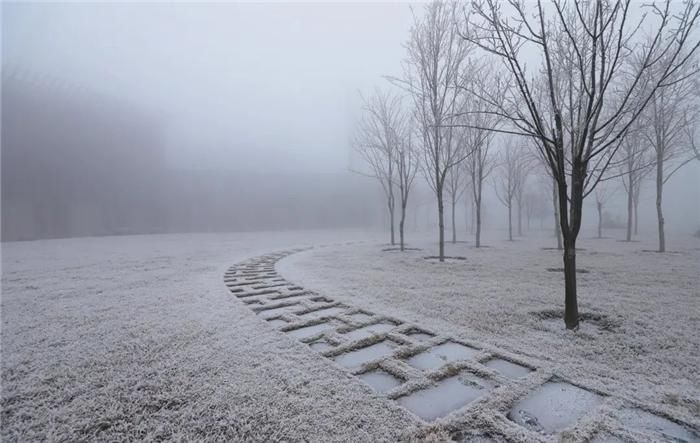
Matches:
[2,229,699,442]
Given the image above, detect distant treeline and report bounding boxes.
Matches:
[1,72,380,241]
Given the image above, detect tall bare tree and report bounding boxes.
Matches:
[395,118,421,251]
[462,0,700,329]
[391,1,471,261]
[445,134,469,243]
[639,56,699,252]
[493,140,530,241]
[460,62,504,248]
[353,89,404,245]
[618,125,654,241]
[594,182,616,239]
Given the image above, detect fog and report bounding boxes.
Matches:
[2,2,698,241]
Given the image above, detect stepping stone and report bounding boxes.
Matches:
[397,373,494,421]
[508,380,603,434]
[348,311,374,322]
[406,341,479,370]
[257,304,299,317]
[403,328,435,342]
[333,340,396,368]
[287,322,335,340]
[483,358,532,379]
[267,318,287,327]
[299,306,348,318]
[358,369,403,394]
[343,322,398,341]
[618,408,700,443]
[309,338,334,352]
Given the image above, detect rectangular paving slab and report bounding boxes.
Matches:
[333,340,396,369]
[618,408,700,443]
[508,380,603,435]
[483,358,532,379]
[299,306,348,318]
[406,341,479,370]
[342,322,398,341]
[397,373,494,421]
[286,322,335,340]
[257,304,299,317]
[358,369,403,394]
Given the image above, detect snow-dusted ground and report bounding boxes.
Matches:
[278,228,700,440]
[2,230,442,442]
[2,228,698,442]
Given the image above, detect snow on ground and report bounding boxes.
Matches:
[2,230,450,442]
[278,228,700,436]
[2,228,698,442]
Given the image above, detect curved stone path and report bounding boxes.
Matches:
[224,249,699,443]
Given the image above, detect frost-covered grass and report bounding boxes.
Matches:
[2,230,440,442]
[278,228,700,431]
[3,228,698,441]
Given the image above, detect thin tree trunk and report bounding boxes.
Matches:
[475,181,482,248]
[399,203,406,251]
[437,188,445,261]
[451,194,457,243]
[633,191,640,236]
[552,180,562,250]
[626,175,633,241]
[656,154,665,252]
[470,196,475,235]
[597,201,603,239]
[517,200,522,236]
[389,196,395,246]
[508,204,513,241]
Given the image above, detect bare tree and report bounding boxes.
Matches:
[639,56,699,252]
[391,1,471,261]
[524,188,549,231]
[493,140,530,241]
[462,0,700,329]
[445,133,469,243]
[395,118,421,251]
[618,125,654,241]
[594,182,616,239]
[460,63,504,248]
[353,89,404,245]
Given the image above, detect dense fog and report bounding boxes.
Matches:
[2,2,698,241]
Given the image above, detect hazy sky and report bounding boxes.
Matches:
[3,1,698,233]
[3,2,414,173]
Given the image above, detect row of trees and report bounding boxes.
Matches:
[354,0,700,330]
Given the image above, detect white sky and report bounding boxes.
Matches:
[3,2,415,173]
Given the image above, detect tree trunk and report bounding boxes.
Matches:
[558,174,580,331]
[389,196,395,246]
[475,192,482,248]
[517,200,522,236]
[633,191,640,236]
[508,204,513,241]
[597,201,603,239]
[656,154,665,253]
[451,195,457,243]
[437,188,445,261]
[562,232,579,329]
[552,181,562,250]
[399,203,406,251]
[470,197,475,235]
[626,177,633,242]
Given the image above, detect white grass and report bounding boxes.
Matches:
[2,227,698,442]
[278,228,700,433]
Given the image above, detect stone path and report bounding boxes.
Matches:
[224,249,699,443]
